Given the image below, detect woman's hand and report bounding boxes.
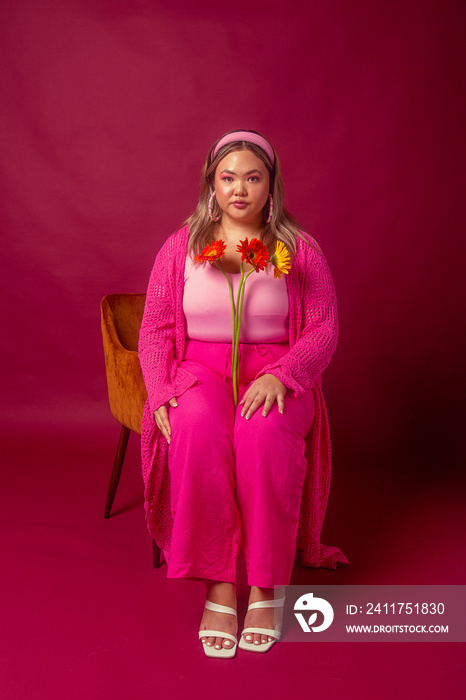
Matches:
[154,397,178,443]
[239,374,286,419]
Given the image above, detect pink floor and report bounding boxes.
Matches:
[1,417,464,699]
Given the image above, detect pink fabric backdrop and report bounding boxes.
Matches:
[1,0,465,476]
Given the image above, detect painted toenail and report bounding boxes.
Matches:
[245,635,251,641]
[254,640,260,644]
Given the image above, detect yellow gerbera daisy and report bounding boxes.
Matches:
[271,241,291,279]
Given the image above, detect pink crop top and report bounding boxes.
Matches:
[183,255,289,343]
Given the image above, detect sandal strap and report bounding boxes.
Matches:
[247,596,286,611]
[204,600,237,617]
[241,626,281,640]
[199,630,238,644]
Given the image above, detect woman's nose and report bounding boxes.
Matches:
[234,180,247,196]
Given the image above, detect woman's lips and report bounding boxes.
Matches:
[232,201,247,209]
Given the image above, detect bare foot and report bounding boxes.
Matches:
[241,586,286,647]
[199,580,238,651]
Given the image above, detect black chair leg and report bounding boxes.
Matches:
[153,540,164,569]
[104,424,164,570]
[104,424,130,518]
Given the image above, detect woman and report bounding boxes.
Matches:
[139,130,347,658]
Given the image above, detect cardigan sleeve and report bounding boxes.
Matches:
[138,233,198,415]
[255,241,339,397]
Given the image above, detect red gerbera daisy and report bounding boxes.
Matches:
[194,239,227,264]
[236,237,270,272]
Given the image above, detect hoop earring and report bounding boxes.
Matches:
[208,192,221,222]
[266,194,274,224]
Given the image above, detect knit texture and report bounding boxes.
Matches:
[139,226,348,570]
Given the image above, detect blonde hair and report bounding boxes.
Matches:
[185,130,314,257]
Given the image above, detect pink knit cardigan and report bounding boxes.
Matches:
[139,225,348,569]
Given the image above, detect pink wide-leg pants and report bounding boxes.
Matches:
[165,340,316,588]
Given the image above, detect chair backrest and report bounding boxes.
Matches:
[101,293,146,351]
[101,293,148,433]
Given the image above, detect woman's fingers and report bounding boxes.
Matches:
[153,397,177,443]
[240,392,256,418]
[276,392,285,415]
[261,394,276,417]
[154,405,170,441]
[239,375,286,419]
[244,391,272,418]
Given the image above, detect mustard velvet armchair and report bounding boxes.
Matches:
[101,293,162,568]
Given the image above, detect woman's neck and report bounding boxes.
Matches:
[215,218,264,244]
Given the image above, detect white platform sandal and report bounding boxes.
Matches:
[198,600,238,659]
[239,596,286,653]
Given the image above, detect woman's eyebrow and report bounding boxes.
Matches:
[219,169,263,175]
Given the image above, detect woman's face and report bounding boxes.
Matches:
[213,149,270,227]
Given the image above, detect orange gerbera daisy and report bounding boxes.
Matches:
[270,240,291,279]
[236,237,270,272]
[194,239,227,264]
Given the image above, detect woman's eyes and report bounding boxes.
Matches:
[221,176,259,183]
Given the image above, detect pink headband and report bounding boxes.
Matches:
[211,131,275,166]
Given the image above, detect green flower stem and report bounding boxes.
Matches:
[238,268,255,331]
[232,265,255,407]
[215,261,238,406]
[215,259,258,408]
[230,264,244,406]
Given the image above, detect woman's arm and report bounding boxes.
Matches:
[138,232,197,418]
[254,241,339,397]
